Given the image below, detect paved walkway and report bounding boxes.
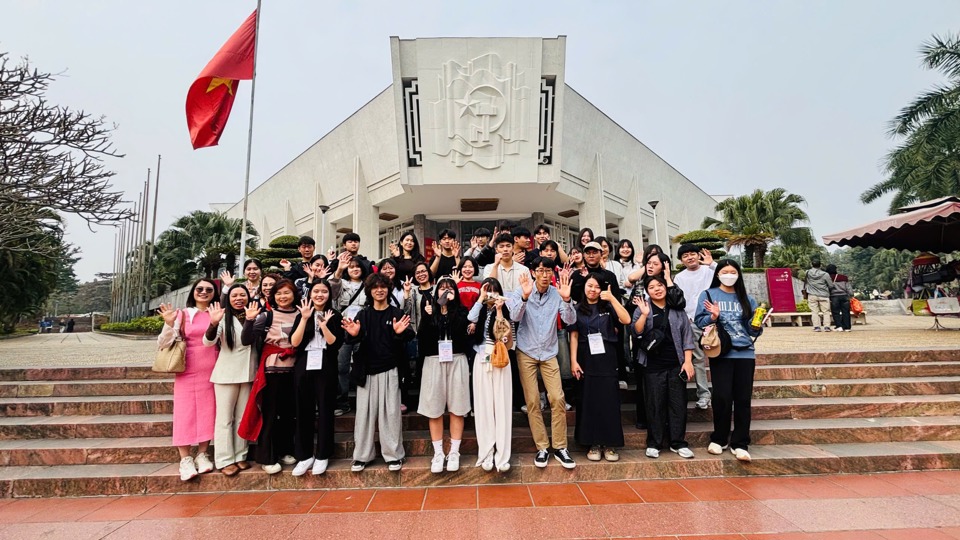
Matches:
[1,315,957,369]
[0,471,958,539]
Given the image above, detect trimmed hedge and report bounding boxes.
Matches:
[101,315,165,334]
[269,235,301,249]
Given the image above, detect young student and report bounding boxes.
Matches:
[429,228,461,279]
[390,230,426,284]
[633,276,696,460]
[202,284,258,477]
[329,232,375,276]
[258,273,280,311]
[482,233,529,294]
[506,257,577,469]
[463,228,492,274]
[468,279,513,472]
[294,255,331,298]
[417,277,471,473]
[342,273,414,472]
[695,260,763,462]
[569,274,631,462]
[530,223,570,264]
[289,281,344,476]
[239,279,300,474]
[577,227,594,250]
[474,220,516,267]
[510,226,534,268]
[329,252,369,415]
[570,242,623,304]
[455,258,481,311]
[674,244,717,410]
[280,236,316,282]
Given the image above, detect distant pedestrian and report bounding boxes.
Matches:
[825,264,853,332]
[66,319,75,333]
[804,260,833,331]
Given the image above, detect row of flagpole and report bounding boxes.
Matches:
[111,156,161,322]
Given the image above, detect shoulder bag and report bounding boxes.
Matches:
[153,310,187,373]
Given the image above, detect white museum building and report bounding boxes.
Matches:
[218,36,720,257]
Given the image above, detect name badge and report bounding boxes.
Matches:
[307,349,324,370]
[588,333,605,356]
[438,340,453,362]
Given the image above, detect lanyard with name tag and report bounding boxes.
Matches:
[587,333,605,355]
[438,340,453,362]
[307,349,324,370]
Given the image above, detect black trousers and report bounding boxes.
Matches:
[643,365,689,450]
[615,324,627,380]
[634,361,647,426]
[708,356,756,451]
[293,358,337,461]
[830,296,851,330]
[255,371,296,465]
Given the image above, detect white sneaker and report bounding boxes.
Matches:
[292,458,315,477]
[179,456,198,482]
[312,459,329,475]
[672,447,695,459]
[194,452,214,474]
[481,457,494,472]
[732,448,752,462]
[564,401,573,411]
[280,455,297,466]
[446,452,460,472]
[619,380,628,390]
[430,453,445,474]
[707,442,727,455]
[696,398,710,410]
[645,447,660,459]
[497,462,510,472]
[261,463,282,474]
[520,404,529,413]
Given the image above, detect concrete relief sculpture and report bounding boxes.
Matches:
[431,53,529,169]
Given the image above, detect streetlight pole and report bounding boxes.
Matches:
[648,200,660,247]
[318,205,330,255]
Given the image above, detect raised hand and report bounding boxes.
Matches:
[494,298,505,312]
[493,252,502,265]
[219,270,235,287]
[157,303,178,326]
[635,296,650,316]
[450,269,461,283]
[424,301,433,315]
[700,248,714,266]
[389,242,400,258]
[558,269,572,302]
[342,317,361,337]
[599,284,615,303]
[514,250,525,266]
[208,301,225,325]
[326,247,337,260]
[244,301,262,321]
[279,259,291,271]
[704,299,720,321]
[297,297,313,318]
[431,240,439,255]
[519,271,533,298]
[392,315,411,334]
[452,240,461,258]
[302,263,314,280]
[338,251,352,265]
[315,262,331,281]
[663,263,672,284]
[318,310,334,327]
[478,283,489,303]
[403,276,413,297]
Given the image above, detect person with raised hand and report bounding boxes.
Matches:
[569,276,631,463]
[506,257,578,469]
[157,278,220,482]
[202,283,257,477]
[289,281,344,477]
[238,279,300,474]
[633,275,696,461]
[343,273,415,473]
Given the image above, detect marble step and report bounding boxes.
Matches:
[0,395,173,417]
[2,440,959,497]
[751,362,959,381]
[3,416,958,465]
[0,379,173,398]
[0,415,171,440]
[0,366,164,382]
[754,349,960,366]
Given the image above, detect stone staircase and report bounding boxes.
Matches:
[1,350,959,498]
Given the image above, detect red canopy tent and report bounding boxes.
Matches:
[823,196,960,252]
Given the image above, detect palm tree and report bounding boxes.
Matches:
[702,188,812,268]
[862,33,960,213]
[153,211,258,290]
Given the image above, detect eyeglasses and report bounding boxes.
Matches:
[195,287,215,293]
[534,268,553,274]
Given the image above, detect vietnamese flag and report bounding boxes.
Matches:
[185,10,257,149]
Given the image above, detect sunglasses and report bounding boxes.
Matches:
[195,287,215,293]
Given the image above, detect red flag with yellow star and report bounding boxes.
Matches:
[185,10,257,149]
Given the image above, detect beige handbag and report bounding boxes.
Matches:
[153,311,186,373]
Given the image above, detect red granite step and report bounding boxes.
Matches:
[0,395,173,417]
[755,349,960,366]
[751,362,960,381]
[0,366,166,382]
[0,415,171,440]
[3,440,959,497]
[0,379,173,398]
[4,415,958,465]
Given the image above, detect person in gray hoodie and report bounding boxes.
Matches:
[804,260,834,331]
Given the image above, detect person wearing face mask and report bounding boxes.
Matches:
[202,284,258,477]
[417,277,471,473]
[694,260,763,463]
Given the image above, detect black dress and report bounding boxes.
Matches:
[571,303,625,447]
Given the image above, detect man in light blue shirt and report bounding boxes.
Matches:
[507,257,577,469]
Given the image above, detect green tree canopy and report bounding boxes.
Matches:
[861,33,960,213]
[702,188,813,268]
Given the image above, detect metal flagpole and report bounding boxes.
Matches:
[139,173,150,315]
[147,155,161,307]
[238,0,263,270]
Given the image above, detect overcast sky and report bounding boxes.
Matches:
[3,0,958,281]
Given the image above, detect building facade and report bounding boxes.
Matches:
[223,36,719,258]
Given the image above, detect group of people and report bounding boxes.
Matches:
[157,222,764,482]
